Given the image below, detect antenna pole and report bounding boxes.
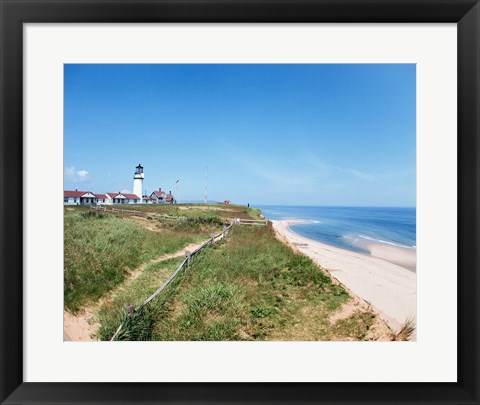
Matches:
[204,166,208,204]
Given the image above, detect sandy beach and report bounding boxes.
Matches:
[271,219,416,334]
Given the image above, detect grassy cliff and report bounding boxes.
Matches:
[65,204,385,340]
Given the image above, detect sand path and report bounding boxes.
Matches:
[271,219,417,334]
[63,240,209,341]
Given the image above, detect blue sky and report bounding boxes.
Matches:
[64,64,415,206]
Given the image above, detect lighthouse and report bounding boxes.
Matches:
[133,164,144,202]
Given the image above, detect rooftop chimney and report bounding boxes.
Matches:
[159,188,161,192]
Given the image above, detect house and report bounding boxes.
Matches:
[123,193,141,204]
[142,195,154,204]
[64,190,96,205]
[165,191,175,204]
[94,194,108,205]
[105,192,127,205]
[150,188,166,203]
[105,192,140,205]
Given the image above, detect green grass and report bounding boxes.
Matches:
[330,312,376,340]
[246,207,261,219]
[106,224,376,341]
[157,216,225,233]
[64,209,219,312]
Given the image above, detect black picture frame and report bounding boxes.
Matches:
[1,1,479,404]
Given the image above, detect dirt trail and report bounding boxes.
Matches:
[63,240,208,341]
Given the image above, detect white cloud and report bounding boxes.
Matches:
[306,154,379,183]
[339,167,378,182]
[242,158,313,189]
[77,170,89,180]
[65,166,90,183]
[65,166,75,179]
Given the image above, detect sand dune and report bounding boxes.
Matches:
[271,219,417,335]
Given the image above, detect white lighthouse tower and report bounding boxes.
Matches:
[133,164,144,202]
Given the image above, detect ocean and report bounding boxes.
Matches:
[257,206,416,255]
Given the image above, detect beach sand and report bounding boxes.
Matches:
[271,219,416,336]
[365,243,416,272]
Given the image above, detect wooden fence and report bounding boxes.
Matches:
[233,218,268,226]
[110,223,234,341]
[90,205,187,221]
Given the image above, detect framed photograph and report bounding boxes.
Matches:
[1,0,479,404]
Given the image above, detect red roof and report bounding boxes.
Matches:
[106,193,126,198]
[64,190,91,198]
[123,194,140,199]
[151,190,166,198]
[94,194,107,199]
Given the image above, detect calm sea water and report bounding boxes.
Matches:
[258,206,416,254]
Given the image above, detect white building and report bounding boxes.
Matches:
[64,190,96,205]
[150,188,166,203]
[94,194,108,204]
[123,193,141,204]
[149,188,176,204]
[142,196,154,204]
[104,192,140,205]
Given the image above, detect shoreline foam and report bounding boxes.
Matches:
[271,218,417,335]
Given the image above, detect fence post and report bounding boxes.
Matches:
[124,304,134,314]
[185,250,191,264]
[211,234,215,244]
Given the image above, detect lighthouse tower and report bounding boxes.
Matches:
[133,164,144,202]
